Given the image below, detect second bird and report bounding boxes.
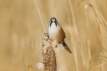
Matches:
[48,17,72,53]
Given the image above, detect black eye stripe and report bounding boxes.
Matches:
[50,21,52,27]
[55,20,57,27]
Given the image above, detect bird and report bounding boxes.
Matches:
[48,17,72,53]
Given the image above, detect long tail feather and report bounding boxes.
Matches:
[61,42,72,53]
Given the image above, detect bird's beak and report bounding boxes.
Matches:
[52,21,55,23]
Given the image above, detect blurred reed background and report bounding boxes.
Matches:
[0,0,107,71]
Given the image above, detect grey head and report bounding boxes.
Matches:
[49,17,59,27]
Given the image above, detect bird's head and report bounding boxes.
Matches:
[49,17,58,27]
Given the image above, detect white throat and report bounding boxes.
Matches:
[51,22,57,27]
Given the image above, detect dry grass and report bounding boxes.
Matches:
[0,0,107,71]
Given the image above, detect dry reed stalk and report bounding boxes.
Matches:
[87,40,91,71]
[37,6,46,33]
[91,62,106,71]
[89,1,107,71]
[28,65,32,71]
[42,33,57,71]
[77,2,91,71]
[90,0,107,55]
[88,3,104,44]
[85,4,92,71]
[90,1,107,42]
[84,4,92,71]
[91,0,107,25]
[37,6,57,71]
[68,0,79,71]
[89,3,103,26]
[95,16,106,71]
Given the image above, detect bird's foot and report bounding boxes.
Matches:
[54,45,58,47]
[52,44,58,48]
[52,41,58,48]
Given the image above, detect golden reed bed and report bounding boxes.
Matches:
[0,0,107,71]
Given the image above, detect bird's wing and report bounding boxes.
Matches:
[64,33,66,38]
[60,25,66,38]
[63,31,66,38]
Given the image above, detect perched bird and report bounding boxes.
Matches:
[48,17,72,53]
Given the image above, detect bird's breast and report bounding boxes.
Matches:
[48,23,60,40]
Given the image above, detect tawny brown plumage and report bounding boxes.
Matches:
[48,17,72,53]
[55,25,65,42]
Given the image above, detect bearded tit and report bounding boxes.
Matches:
[48,17,72,53]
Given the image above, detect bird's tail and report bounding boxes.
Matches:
[61,42,72,53]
